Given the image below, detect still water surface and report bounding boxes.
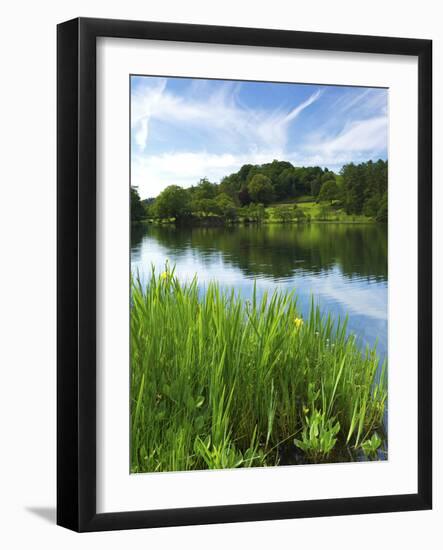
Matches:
[131,223,387,360]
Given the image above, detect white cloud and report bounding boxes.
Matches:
[305,116,387,161]
[134,118,149,149]
[285,90,322,123]
[328,88,387,117]
[131,79,321,154]
[131,79,167,149]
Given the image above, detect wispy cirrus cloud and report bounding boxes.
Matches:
[305,116,388,164]
[132,78,321,154]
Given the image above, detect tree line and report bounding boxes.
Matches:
[131,159,388,224]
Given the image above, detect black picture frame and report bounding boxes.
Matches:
[57,17,432,532]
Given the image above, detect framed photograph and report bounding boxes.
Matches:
[57,17,432,532]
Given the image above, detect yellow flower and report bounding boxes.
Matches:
[160,271,169,281]
[294,317,304,330]
[303,406,310,415]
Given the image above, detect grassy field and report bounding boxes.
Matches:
[267,198,373,223]
[143,197,375,226]
[131,267,387,473]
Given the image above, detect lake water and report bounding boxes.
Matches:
[131,223,388,361]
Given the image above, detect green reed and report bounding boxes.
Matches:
[131,266,387,473]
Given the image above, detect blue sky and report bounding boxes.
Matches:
[131,76,388,199]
